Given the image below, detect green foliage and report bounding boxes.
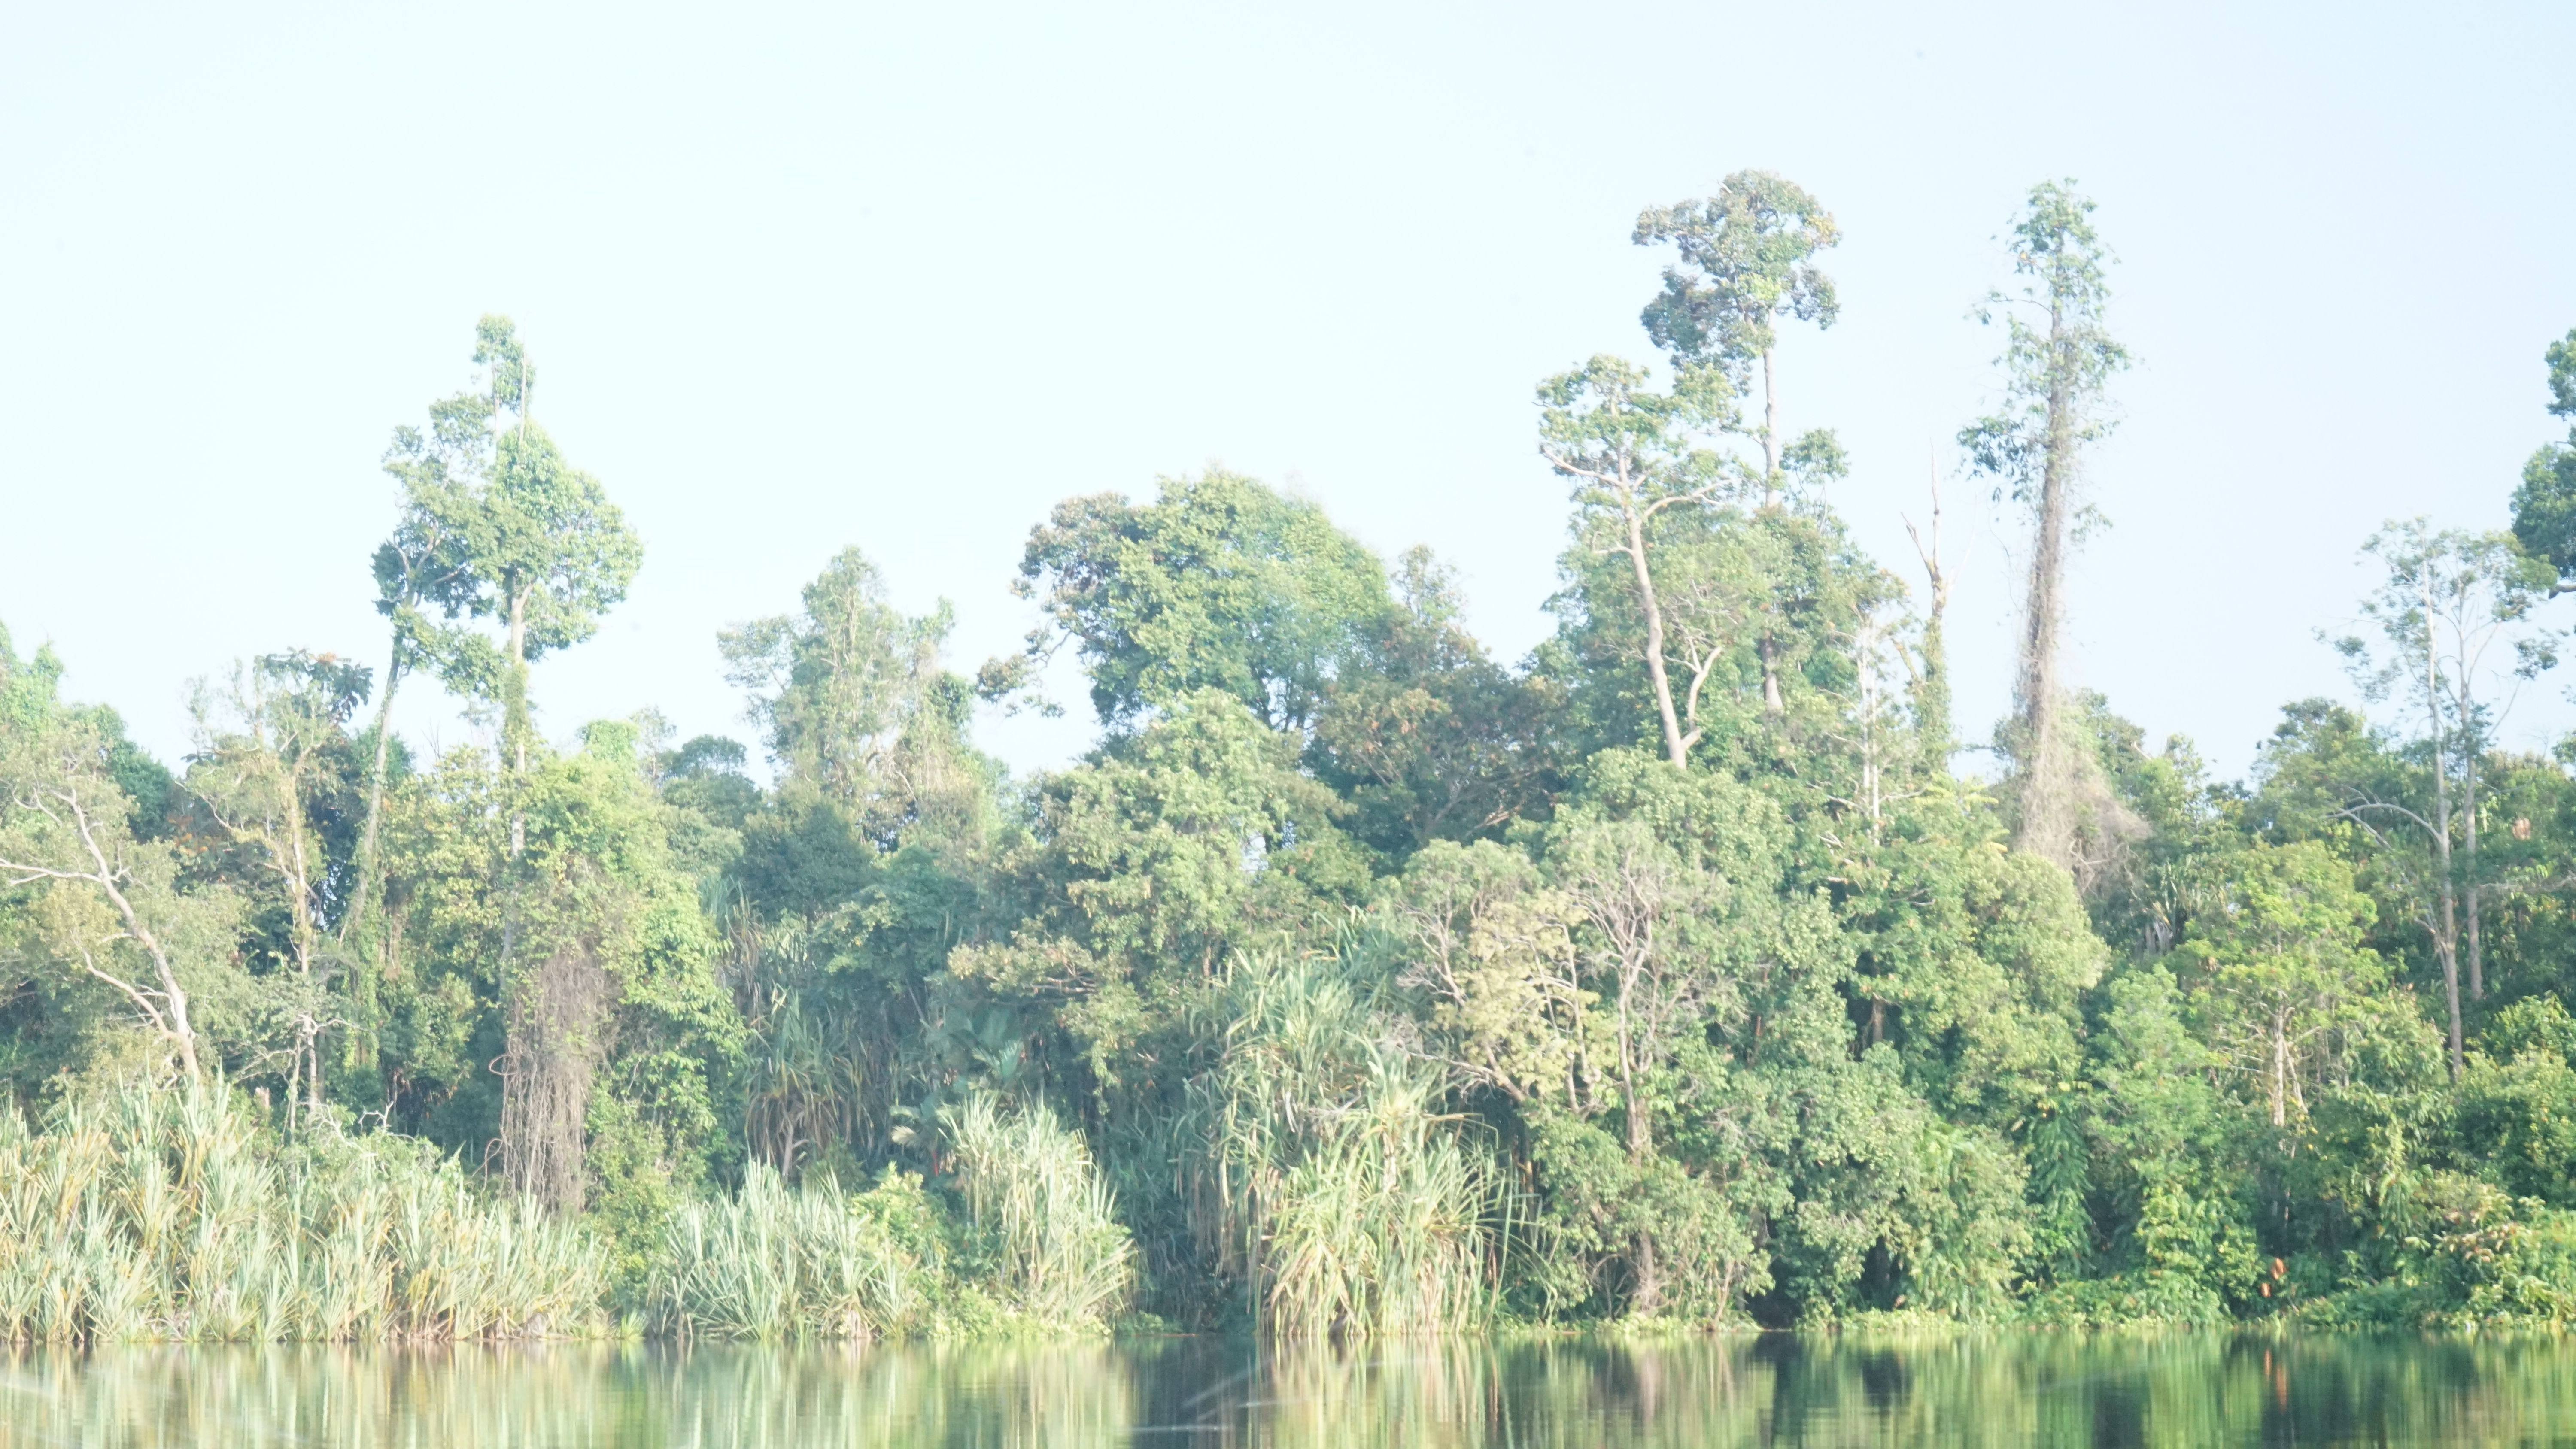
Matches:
[648,1164,939,1340]
[21,248,2576,1349]
[0,1083,602,1343]
[1183,946,1507,1338]
[2510,326,2576,585]
[987,470,1395,732]
[1958,180,2131,506]
[1633,170,1841,384]
[941,1095,1135,1329]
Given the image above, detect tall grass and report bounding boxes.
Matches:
[0,1084,602,1343]
[942,1095,1136,1329]
[1188,945,1508,1339]
[647,1164,931,1340]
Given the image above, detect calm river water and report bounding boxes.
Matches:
[3,1332,2573,1447]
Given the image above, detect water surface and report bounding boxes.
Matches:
[4,1332,2573,1447]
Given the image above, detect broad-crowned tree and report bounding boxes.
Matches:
[1309,548,1563,861]
[983,470,1393,734]
[721,546,982,846]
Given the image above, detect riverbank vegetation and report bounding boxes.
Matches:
[9,175,2576,1340]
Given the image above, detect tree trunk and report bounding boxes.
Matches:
[345,633,403,938]
[1623,486,1689,769]
[2013,301,2078,869]
[499,937,608,1214]
[2464,751,2484,1001]
[2271,1010,2290,1129]
[506,585,530,855]
[1756,346,1786,714]
[1759,347,1781,496]
[2427,590,2464,1079]
[1622,1037,1659,1314]
[1907,458,1956,758]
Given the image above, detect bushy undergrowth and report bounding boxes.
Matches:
[647,1098,1136,1341]
[942,1095,1136,1329]
[0,1084,1142,1346]
[647,1165,940,1340]
[1186,949,1507,1340]
[0,1085,602,1343]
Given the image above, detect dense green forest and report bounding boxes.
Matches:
[9,175,2576,1341]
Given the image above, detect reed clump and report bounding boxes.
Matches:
[647,1164,938,1340]
[0,1084,603,1343]
[943,1094,1136,1330]
[648,1100,1135,1340]
[1188,947,1507,1340]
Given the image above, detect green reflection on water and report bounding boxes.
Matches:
[2,1333,2573,1447]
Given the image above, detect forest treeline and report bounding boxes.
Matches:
[9,175,2576,1340]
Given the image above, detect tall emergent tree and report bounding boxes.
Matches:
[1634,174,1845,718]
[981,470,1392,734]
[385,317,643,1204]
[425,319,642,797]
[1633,171,1841,502]
[1537,356,1731,769]
[344,348,499,953]
[1961,181,2130,870]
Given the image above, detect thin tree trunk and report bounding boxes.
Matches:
[1621,1009,1659,1314]
[1906,454,1958,759]
[2272,1012,2289,1129]
[286,773,324,1116]
[1756,346,1785,714]
[2464,751,2484,1001]
[345,636,403,940]
[2427,578,2463,1078]
[1759,348,1781,493]
[1623,488,1689,769]
[506,586,530,855]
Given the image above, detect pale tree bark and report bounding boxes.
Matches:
[2465,754,2485,1002]
[1622,496,1689,769]
[0,789,201,1080]
[2424,567,2464,1078]
[2014,295,2079,867]
[1903,448,1970,756]
[1755,346,1786,715]
[196,726,332,1121]
[2271,1008,2291,1130]
[1541,444,1712,769]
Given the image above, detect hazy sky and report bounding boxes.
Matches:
[6,1,2573,784]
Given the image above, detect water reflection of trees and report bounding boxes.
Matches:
[9,1334,2576,1446]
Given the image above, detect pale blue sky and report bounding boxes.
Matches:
[5,1,2573,782]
